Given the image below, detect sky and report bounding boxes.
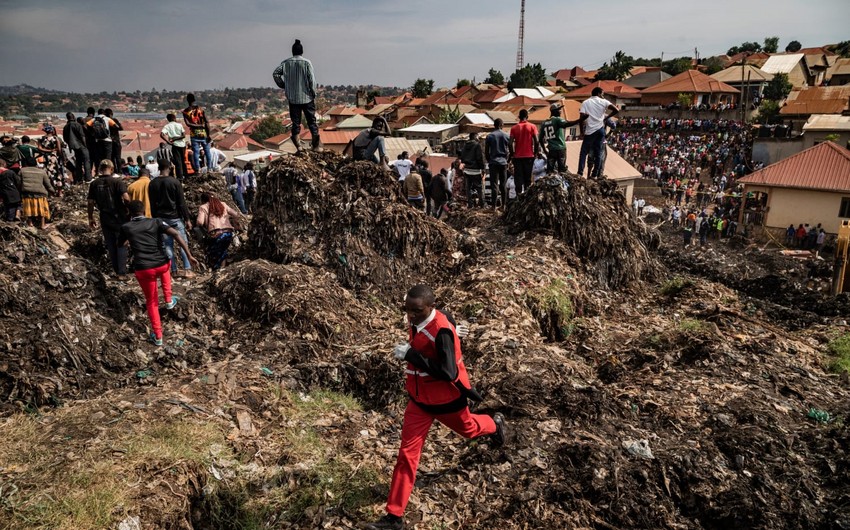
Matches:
[0,0,847,93]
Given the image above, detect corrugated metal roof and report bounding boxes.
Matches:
[780,85,850,115]
[761,54,805,74]
[803,114,850,132]
[384,138,431,160]
[622,70,672,89]
[641,69,740,94]
[493,87,553,103]
[711,64,774,83]
[399,123,458,133]
[462,113,494,126]
[829,57,850,77]
[564,80,642,98]
[485,110,520,124]
[738,142,850,193]
[336,115,373,129]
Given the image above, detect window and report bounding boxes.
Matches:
[840,197,850,218]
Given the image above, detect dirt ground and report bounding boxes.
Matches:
[0,153,847,530]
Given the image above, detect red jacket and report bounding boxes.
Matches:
[405,310,471,410]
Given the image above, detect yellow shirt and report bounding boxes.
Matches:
[127,176,151,217]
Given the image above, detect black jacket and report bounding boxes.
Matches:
[149,176,190,221]
[460,140,485,170]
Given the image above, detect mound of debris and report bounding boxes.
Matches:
[249,154,466,299]
[504,174,660,288]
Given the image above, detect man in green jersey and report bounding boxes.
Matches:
[539,103,580,174]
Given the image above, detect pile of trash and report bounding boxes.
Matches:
[505,174,660,288]
[249,153,465,299]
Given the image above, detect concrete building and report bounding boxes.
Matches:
[710,64,774,102]
[760,54,810,88]
[738,141,850,233]
[640,70,739,107]
[564,140,641,204]
[802,115,850,150]
[398,123,459,150]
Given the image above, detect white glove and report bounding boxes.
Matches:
[456,324,470,339]
[393,343,411,361]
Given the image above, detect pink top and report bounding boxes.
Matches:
[197,202,240,232]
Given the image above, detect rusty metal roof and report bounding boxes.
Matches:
[780,85,850,115]
[738,141,850,193]
[641,69,740,94]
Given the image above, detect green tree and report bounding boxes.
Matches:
[824,133,840,142]
[250,115,287,143]
[484,68,504,85]
[366,89,381,105]
[763,73,793,101]
[785,40,802,52]
[831,40,850,58]
[456,79,471,88]
[756,99,781,124]
[677,93,693,108]
[436,104,463,124]
[727,41,762,56]
[702,56,726,75]
[763,36,780,54]
[412,78,435,98]
[595,51,635,81]
[663,57,694,76]
[508,63,547,89]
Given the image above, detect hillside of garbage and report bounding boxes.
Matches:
[0,152,847,529]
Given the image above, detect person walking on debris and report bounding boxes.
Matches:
[63,112,90,184]
[509,109,539,195]
[86,109,117,171]
[196,192,242,270]
[273,39,322,152]
[415,158,433,215]
[160,114,188,180]
[352,117,391,163]
[460,132,485,208]
[539,102,578,174]
[17,136,39,168]
[88,160,130,276]
[207,141,226,173]
[182,94,212,174]
[485,118,510,208]
[148,162,195,278]
[156,142,173,171]
[242,162,258,213]
[366,284,506,530]
[391,151,413,189]
[0,159,21,221]
[127,168,153,217]
[577,87,619,179]
[104,109,124,172]
[429,168,452,219]
[120,200,197,346]
[37,124,67,197]
[223,163,248,214]
[403,168,425,210]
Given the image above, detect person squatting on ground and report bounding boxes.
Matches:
[485,118,510,208]
[273,39,321,152]
[577,87,619,179]
[88,160,130,275]
[366,284,506,530]
[196,192,242,270]
[353,117,391,163]
[120,200,198,346]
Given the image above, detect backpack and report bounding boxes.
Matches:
[91,117,110,140]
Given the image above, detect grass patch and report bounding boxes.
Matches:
[0,411,227,530]
[660,276,693,296]
[527,279,575,341]
[826,333,850,374]
[460,301,484,318]
[678,318,706,333]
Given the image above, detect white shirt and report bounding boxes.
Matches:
[580,96,614,136]
[391,159,413,181]
[161,121,186,148]
[208,147,225,171]
[145,163,160,178]
[506,176,516,199]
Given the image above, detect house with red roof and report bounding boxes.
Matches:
[640,69,740,106]
[562,80,642,106]
[738,141,850,233]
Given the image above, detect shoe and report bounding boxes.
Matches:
[182,270,195,279]
[492,413,507,447]
[165,296,180,310]
[294,138,305,153]
[364,514,403,530]
[311,137,323,152]
[149,333,163,346]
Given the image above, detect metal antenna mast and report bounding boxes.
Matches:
[516,0,525,70]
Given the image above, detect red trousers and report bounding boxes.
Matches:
[386,400,496,516]
[134,262,172,339]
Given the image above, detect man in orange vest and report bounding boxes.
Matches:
[366,284,506,530]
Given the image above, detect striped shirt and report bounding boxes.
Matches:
[272,55,317,105]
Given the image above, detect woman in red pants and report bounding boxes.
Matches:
[120,200,198,345]
[366,284,507,530]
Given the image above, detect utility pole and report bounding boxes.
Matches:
[516,0,526,71]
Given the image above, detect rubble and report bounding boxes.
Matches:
[0,153,848,530]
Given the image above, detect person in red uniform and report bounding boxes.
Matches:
[366,284,506,530]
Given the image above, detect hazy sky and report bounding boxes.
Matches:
[1,0,847,93]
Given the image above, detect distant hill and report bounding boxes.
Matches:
[0,84,64,96]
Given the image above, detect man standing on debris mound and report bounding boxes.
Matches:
[273,39,321,152]
[366,284,506,530]
[577,87,619,179]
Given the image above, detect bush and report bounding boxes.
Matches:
[660,277,692,296]
[827,334,850,374]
